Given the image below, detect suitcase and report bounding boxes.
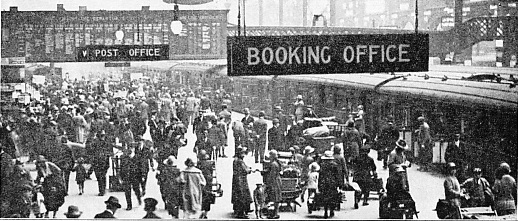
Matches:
[109,175,123,192]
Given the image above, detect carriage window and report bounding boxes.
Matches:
[324,87,335,108]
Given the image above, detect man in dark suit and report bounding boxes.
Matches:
[445,134,467,182]
[194,130,214,158]
[253,111,268,163]
[193,110,207,139]
[120,145,142,210]
[377,116,400,169]
[241,108,254,126]
[134,138,153,197]
[94,196,121,218]
[268,118,285,151]
[91,130,112,196]
[272,106,288,135]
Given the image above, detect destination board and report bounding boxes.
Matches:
[1,9,228,62]
[228,34,429,76]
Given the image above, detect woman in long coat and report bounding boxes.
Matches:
[180,158,206,219]
[35,156,65,218]
[261,150,282,219]
[231,147,253,218]
[156,156,182,218]
[318,151,343,219]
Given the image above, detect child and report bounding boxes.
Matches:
[306,162,320,202]
[253,183,266,219]
[72,157,87,195]
[32,185,45,218]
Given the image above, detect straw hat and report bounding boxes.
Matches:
[321,150,334,160]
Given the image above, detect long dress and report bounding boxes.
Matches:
[231,158,253,212]
[262,160,282,203]
[180,166,206,213]
[157,165,182,217]
[38,163,65,212]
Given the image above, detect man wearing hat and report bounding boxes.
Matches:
[272,106,288,135]
[293,95,305,122]
[342,120,362,164]
[91,130,112,196]
[352,146,377,207]
[318,150,343,218]
[218,104,232,128]
[460,168,492,207]
[445,134,467,182]
[377,115,400,169]
[241,108,254,126]
[387,139,410,173]
[416,116,432,172]
[232,147,254,219]
[143,198,161,219]
[253,111,268,163]
[303,105,318,119]
[443,162,464,219]
[268,118,285,151]
[94,196,122,218]
[120,144,142,210]
[64,205,83,218]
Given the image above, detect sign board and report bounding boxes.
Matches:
[227,33,429,76]
[105,62,131,67]
[32,75,46,85]
[77,45,169,62]
[1,10,228,62]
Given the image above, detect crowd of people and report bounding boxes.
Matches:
[1,76,516,220]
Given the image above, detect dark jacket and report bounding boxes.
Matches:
[268,126,285,151]
[318,159,342,204]
[143,212,161,219]
[342,127,363,158]
[94,210,115,219]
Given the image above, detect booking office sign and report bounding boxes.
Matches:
[227,33,429,76]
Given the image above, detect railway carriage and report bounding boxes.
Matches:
[166,62,517,182]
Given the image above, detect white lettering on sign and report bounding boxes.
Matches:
[129,48,161,57]
[341,44,408,63]
[247,46,331,65]
[94,49,119,57]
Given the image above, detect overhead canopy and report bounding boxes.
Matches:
[163,0,214,5]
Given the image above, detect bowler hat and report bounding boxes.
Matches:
[104,196,122,208]
[64,205,83,218]
[395,139,408,150]
[272,118,280,124]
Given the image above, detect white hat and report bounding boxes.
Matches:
[85,108,94,115]
[304,146,315,154]
[296,95,303,99]
[321,150,334,160]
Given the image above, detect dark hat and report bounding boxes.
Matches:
[236,147,248,155]
[272,118,280,124]
[256,183,263,186]
[395,139,408,150]
[346,120,355,128]
[258,111,266,117]
[104,196,122,208]
[144,198,158,208]
[64,205,83,218]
